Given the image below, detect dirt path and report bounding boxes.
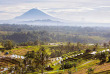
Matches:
[82,60,93,65]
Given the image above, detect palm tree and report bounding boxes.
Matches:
[24,46,49,73]
[34,47,49,74]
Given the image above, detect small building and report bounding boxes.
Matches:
[48,43,58,46]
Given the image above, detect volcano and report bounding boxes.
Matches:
[15,8,57,21]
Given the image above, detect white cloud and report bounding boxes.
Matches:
[100,6,110,8]
[46,7,94,13]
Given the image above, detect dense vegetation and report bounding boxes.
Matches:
[0,24,110,44]
[1,24,110,74]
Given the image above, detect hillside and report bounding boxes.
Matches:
[0,24,109,43]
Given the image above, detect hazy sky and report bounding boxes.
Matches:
[0,0,110,23]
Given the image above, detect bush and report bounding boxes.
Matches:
[2,40,14,50]
[94,52,106,64]
[87,68,94,74]
[85,49,91,53]
[45,66,53,71]
[60,62,73,69]
[108,56,110,62]
[68,70,72,74]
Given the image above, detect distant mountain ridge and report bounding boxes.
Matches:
[23,19,62,23]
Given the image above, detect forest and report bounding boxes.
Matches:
[1,24,110,74]
[0,24,110,44]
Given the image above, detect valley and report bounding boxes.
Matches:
[0,24,110,73]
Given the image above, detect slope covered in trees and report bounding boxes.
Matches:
[0,24,109,43]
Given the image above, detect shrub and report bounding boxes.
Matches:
[85,49,91,53]
[87,68,94,74]
[68,70,72,74]
[108,56,110,62]
[60,62,73,69]
[94,52,106,63]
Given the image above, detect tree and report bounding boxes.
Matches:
[35,47,49,74]
[2,40,14,50]
[103,43,107,48]
[27,41,34,46]
[108,56,110,62]
[93,43,98,51]
[85,49,91,53]
[77,42,80,48]
[108,41,110,46]
[95,52,106,64]
[60,62,73,69]
[24,46,49,73]
[34,40,39,45]
[9,47,49,74]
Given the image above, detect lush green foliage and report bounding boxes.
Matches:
[1,40,14,50]
[0,24,109,43]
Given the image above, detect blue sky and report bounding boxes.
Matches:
[0,0,110,23]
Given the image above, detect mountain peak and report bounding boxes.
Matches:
[27,8,41,13]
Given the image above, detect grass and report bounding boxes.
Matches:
[95,69,110,74]
[0,61,15,69]
[72,58,110,74]
[78,60,99,70]
[70,60,99,74]
[97,48,107,52]
[28,70,64,74]
[2,45,53,56]
[0,43,4,48]
[1,44,110,74]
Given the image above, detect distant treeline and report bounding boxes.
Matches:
[0,24,110,43]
